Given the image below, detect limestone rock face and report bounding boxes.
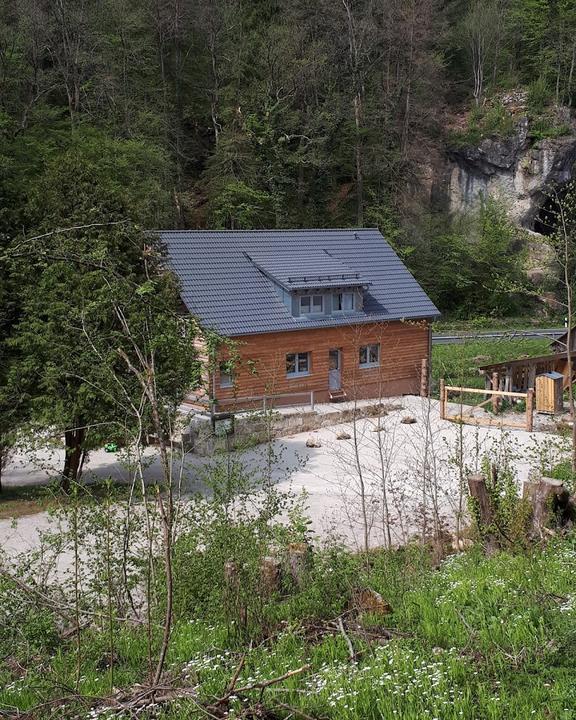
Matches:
[446,116,576,228]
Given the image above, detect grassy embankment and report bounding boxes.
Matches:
[2,538,576,719]
[432,337,550,394]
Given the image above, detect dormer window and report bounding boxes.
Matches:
[299,294,323,315]
[335,292,355,312]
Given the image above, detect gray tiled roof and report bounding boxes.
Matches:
[246,249,369,290]
[160,228,440,336]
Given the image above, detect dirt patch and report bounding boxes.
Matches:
[0,491,52,519]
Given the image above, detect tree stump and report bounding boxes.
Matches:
[352,588,392,616]
[467,473,499,555]
[287,542,311,587]
[260,556,282,597]
[523,477,572,536]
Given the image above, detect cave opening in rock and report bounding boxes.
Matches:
[533,185,569,236]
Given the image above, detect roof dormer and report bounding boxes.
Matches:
[244,249,370,320]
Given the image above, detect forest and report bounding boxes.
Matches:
[2,0,576,313]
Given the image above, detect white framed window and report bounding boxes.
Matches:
[334,292,355,312]
[299,294,323,315]
[219,363,234,388]
[286,352,311,377]
[359,343,380,368]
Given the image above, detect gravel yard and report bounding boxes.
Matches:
[0,396,568,555]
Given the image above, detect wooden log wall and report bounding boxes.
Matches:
[215,320,431,406]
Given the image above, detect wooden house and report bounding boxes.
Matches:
[160,229,440,410]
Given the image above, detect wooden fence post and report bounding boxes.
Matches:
[526,388,534,432]
[439,379,446,419]
[491,372,500,413]
[420,358,429,397]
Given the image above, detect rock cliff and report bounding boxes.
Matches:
[444,115,576,232]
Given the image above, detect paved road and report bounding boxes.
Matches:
[432,327,565,345]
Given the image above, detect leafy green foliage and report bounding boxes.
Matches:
[411,199,531,318]
[3,133,197,484]
[3,527,576,719]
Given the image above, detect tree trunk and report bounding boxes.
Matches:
[342,0,364,226]
[558,192,576,473]
[62,426,85,493]
[353,91,364,226]
[567,41,576,106]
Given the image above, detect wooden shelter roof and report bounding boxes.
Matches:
[479,352,576,373]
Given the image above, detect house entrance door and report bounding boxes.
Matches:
[329,349,342,390]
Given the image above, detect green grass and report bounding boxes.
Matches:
[2,538,576,719]
[432,337,550,395]
[432,316,564,333]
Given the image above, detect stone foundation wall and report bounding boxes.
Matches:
[182,401,403,456]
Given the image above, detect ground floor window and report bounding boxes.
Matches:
[286,351,310,377]
[359,343,380,368]
[219,362,234,388]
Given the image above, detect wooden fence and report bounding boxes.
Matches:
[439,379,534,431]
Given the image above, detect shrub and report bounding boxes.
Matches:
[527,77,552,114]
